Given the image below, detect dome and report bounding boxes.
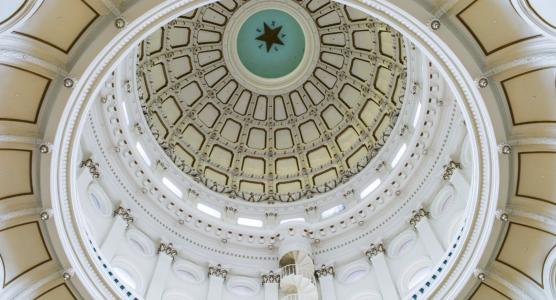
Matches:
[0,0,555,300]
[136,2,407,201]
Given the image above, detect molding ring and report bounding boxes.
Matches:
[222,0,319,94]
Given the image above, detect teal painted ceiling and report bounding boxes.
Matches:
[237,9,305,78]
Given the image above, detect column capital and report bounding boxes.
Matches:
[442,159,461,180]
[208,263,229,280]
[81,157,101,178]
[261,270,280,285]
[364,242,386,260]
[113,206,134,225]
[408,208,430,228]
[314,264,335,279]
[157,242,178,260]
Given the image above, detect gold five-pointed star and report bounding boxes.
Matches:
[255,22,284,53]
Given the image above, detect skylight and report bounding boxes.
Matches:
[197,203,221,218]
[321,204,345,219]
[413,102,422,128]
[238,217,263,227]
[391,143,407,168]
[280,218,306,224]
[122,101,130,124]
[135,142,151,166]
[360,179,381,199]
[162,177,183,198]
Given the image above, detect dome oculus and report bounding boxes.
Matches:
[237,9,305,78]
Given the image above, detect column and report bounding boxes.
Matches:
[305,206,318,222]
[224,206,237,224]
[261,271,280,300]
[101,206,134,261]
[446,163,469,203]
[207,263,229,300]
[316,264,336,300]
[145,242,178,300]
[365,243,400,300]
[409,208,444,262]
[343,190,358,208]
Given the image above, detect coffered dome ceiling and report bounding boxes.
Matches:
[136,0,408,201]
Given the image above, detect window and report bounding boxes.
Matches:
[113,266,137,290]
[173,260,206,284]
[280,218,305,224]
[176,270,197,283]
[397,239,415,256]
[360,179,381,199]
[413,102,422,128]
[126,229,155,257]
[122,101,130,124]
[345,270,367,283]
[197,203,221,218]
[136,142,151,166]
[89,193,102,212]
[408,267,431,290]
[238,218,263,227]
[441,195,453,214]
[163,177,183,198]
[231,286,254,296]
[129,239,145,255]
[321,204,345,219]
[391,143,407,168]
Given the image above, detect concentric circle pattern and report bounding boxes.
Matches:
[237,9,305,78]
[136,0,408,202]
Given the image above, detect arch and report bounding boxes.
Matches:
[444,210,465,249]
[388,230,417,259]
[86,183,114,218]
[430,184,456,219]
[225,276,261,297]
[337,260,371,285]
[511,0,556,39]
[346,289,383,300]
[0,0,43,37]
[460,133,473,169]
[0,253,4,293]
[124,228,156,258]
[111,256,147,295]
[172,259,206,284]
[542,241,556,299]
[162,289,197,300]
[397,256,434,296]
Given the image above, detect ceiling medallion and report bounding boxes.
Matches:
[255,22,284,53]
[223,1,318,92]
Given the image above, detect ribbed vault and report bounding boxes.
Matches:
[137,0,408,201]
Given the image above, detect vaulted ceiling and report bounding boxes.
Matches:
[0,0,555,299]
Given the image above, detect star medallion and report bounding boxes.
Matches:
[255,22,284,53]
